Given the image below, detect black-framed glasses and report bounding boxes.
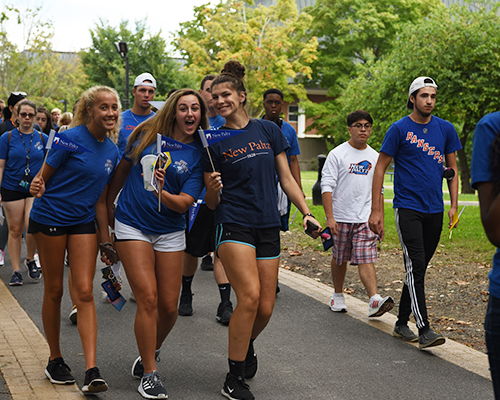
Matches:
[350,123,372,129]
[19,112,36,119]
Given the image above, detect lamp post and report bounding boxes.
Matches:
[114,41,129,110]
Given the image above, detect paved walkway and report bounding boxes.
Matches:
[0,252,494,399]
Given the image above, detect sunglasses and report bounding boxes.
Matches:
[19,112,36,119]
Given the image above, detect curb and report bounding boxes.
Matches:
[278,266,491,381]
[0,278,84,399]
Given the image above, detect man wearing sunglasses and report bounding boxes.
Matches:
[369,77,462,349]
[322,110,394,319]
[0,92,27,135]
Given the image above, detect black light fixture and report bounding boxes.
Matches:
[114,41,130,110]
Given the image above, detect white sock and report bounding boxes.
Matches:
[333,292,344,298]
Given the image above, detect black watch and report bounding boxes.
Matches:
[302,213,315,219]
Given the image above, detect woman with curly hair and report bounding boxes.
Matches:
[471,111,500,399]
[106,88,207,399]
[29,85,121,394]
[203,60,321,400]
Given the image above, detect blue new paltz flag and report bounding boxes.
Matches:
[198,129,245,148]
[46,129,94,153]
[157,133,196,152]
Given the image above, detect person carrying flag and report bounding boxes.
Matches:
[29,86,121,393]
[106,88,207,399]
[202,60,321,400]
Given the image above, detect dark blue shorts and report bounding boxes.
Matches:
[215,223,280,260]
[28,217,96,237]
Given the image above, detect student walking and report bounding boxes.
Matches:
[29,86,121,393]
[203,60,321,400]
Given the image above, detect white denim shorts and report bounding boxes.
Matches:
[114,219,186,252]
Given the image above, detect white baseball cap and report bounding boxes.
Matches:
[407,77,438,109]
[134,73,156,89]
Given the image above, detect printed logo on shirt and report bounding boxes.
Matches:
[35,141,43,151]
[222,140,271,163]
[104,159,114,175]
[349,160,372,175]
[405,131,444,164]
[125,125,136,130]
[173,159,188,174]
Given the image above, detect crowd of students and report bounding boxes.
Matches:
[1,65,499,400]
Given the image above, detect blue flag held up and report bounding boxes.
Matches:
[198,129,245,148]
[157,133,196,152]
[46,129,94,153]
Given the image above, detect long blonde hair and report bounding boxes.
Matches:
[71,86,122,143]
[126,88,208,163]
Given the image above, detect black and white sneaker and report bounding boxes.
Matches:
[45,357,75,384]
[178,293,193,316]
[216,301,233,326]
[132,351,161,379]
[138,371,167,399]
[221,373,254,400]
[82,366,108,393]
[25,258,41,280]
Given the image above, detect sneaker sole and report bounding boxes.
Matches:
[9,282,23,286]
[44,369,76,385]
[330,307,347,313]
[82,380,108,393]
[419,337,446,349]
[369,299,395,318]
[138,384,168,399]
[392,331,419,343]
[221,389,242,400]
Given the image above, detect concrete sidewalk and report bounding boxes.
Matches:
[0,256,494,399]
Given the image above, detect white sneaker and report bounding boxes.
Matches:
[330,294,347,312]
[0,249,4,266]
[369,296,395,317]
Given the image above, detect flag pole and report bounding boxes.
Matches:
[39,129,57,178]
[198,128,216,172]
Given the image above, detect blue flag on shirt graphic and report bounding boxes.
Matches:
[198,128,245,148]
[47,129,94,153]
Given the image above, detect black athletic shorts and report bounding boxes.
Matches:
[215,223,281,260]
[28,217,97,237]
[1,187,33,202]
[185,204,215,257]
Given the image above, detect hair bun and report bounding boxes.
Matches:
[221,60,245,81]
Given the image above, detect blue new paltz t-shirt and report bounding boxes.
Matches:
[201,119,289,228]
[30,125,120,226]
[470,111,500,299]
[0,129,48,193]
[115,141,204,235]
[380,115,462,213]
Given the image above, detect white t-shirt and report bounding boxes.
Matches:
[321,141,379,223]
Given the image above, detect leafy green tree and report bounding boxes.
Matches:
[327,1,500,193]
[175,0,318,117]
[80,19,196,106]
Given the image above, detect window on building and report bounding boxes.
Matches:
[288,105,299,122]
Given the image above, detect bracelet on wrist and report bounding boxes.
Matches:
[302,213,315,219]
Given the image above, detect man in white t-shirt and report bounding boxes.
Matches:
[321,110,394,317]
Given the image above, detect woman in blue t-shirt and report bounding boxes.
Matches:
[471,111,500,398]
[0,100,47,285]
[29,86,121,394]
[106,88,207,399]
[203,60,321,400]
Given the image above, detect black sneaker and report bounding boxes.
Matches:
[45,357,75,384]
[178,293,193,316]
[200,254,214,271]
[132,351,161,379]
[25,258,41,280]
[9,270,23,286]
[138,371,167,399]
[221,373,254,400]
[393,324,419,342]
[216,301,233,326]
[82,366,108,393]
[419,329,446,349]
[244,350,258,380]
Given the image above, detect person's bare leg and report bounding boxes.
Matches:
[358,263,378,298]
[330,258,348,294]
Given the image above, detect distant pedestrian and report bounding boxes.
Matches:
[471,111,500,399]
[322,110,394,317]
[0,92,27,135]
[50,107,62,131]
[369,77,461,349]
[204,60,321,400]
[29,85,121,393]
[106,88,207,399]
[35,107,54,135]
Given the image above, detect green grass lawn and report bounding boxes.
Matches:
[292,171,493,263]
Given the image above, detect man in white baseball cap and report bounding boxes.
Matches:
[369,76,462,349]
[117,72,157,156]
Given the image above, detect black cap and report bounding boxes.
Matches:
[8,92,27,107]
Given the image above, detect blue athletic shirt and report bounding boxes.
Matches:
[0,128,47,193]
[201,119,290,228]
[209,114,226,130]
[117,110,156,157]
[380,115,462,213]
[471,111,500,299]
[30,125,119,226]
[115,140,204,235]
